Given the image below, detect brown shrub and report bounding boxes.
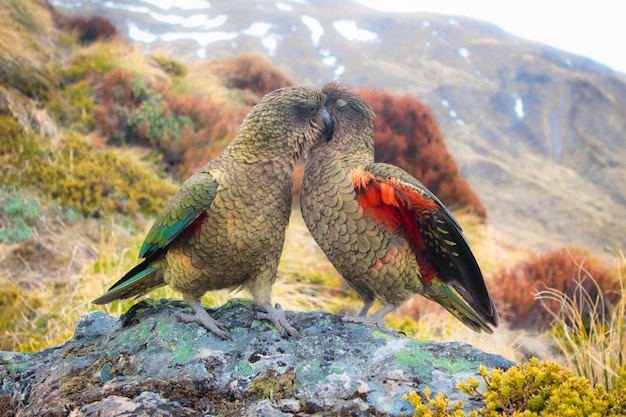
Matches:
[216,53,293,98]
[489,247,620,331]
[93,69,138,143]
[354,88,486,219]
[164,90,239,179]
[64,15,118,44]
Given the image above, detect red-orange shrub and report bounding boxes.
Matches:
[489,248,620,331]
[156,88,240,179]
[354,88,486,219]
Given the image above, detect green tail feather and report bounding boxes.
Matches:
[428,285,493,334]
[92,262,164,305]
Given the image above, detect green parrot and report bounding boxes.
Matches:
[300,83,499,333]
[93,86,333,340]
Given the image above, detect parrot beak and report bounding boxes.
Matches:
[322,107,334,142]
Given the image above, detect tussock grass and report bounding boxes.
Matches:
[66,39,171,86]
[0,196,127,351]
[537,249,625,389]
[0,0,59,92]
[183,61,246,109]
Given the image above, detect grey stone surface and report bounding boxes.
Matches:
[0,298,514,416]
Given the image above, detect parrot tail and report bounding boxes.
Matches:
[425,285,494,333]
[92,260,164,305]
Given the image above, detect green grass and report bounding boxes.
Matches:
[0,190,40,243]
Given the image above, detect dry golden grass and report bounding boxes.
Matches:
[0,0,58,75]
[537,249,626,389]
[182,60,249,113]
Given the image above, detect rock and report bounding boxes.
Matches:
[0,299,514,416]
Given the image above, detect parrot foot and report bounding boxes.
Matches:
[342,314,388,329]
[257,303,299,338]
[342,303,401,333]
[176,302,232,341]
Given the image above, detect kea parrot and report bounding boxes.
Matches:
[93,86,334,340]
[300,83,499,333]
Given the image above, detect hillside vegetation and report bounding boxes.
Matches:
[1,3,625,412]
[60,0,626,257]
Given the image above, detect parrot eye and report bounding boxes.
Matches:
[306,103,318,114]
[336,99,347,108]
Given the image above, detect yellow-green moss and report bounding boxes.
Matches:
[49,79,97,131]
[61,43,118,82]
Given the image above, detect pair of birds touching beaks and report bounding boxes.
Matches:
[93,83,500,340]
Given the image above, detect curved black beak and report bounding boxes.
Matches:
[322,107,334,142]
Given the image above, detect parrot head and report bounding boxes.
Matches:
[233,86,334,163]
[321,83,375,154]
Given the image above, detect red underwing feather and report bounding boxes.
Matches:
[351,167,437,259]
[189,211,208,237]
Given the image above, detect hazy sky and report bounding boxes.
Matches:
[355,0,626,74]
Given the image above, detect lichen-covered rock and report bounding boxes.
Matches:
[0,299,514,416]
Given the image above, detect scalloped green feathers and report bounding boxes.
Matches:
[92,86,332,339]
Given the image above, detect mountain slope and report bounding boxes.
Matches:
[52,0,626,256]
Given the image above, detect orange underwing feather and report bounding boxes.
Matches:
[353,176,437,287]
[354,174,401,233]
[356,191,403,233]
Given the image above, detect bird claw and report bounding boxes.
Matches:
[175,304,232,341]
[341,314,404,337]
[257,303,299,338]
[342,314,387,329]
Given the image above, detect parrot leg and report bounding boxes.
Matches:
[175,302,232,341]
[356,301,373,317]
[343,303,400,330]
[257,303,299,338]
